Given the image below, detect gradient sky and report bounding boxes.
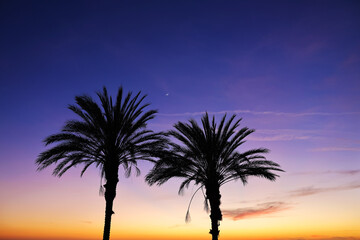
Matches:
[0,1,359,240]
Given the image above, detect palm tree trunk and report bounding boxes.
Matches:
[206,185,222,240]
[103,179,118,240]
[210,214,219,240]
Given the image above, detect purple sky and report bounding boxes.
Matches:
[1,0,359,170]
[0,1,359,239]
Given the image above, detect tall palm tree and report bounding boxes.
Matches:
[146,113,284,240]
[36,87,165,240]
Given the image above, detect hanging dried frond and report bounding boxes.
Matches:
[99,185,105,196]
[185,209,191,223]
[184,185,203,223]
[201,187,210,213]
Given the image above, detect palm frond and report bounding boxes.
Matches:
[37,86,166,184]
[146,113,284,223]
[201,187,209,213]
[184,186,203,223]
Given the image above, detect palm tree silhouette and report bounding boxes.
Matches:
[146,113,284,240]
[36,87,165,240]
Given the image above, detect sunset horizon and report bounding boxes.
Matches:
[0,0,359,240]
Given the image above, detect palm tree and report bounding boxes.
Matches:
[36,87,166,240]
[146,113,284,240]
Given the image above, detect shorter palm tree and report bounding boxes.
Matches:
[36,87,166,240]
[146,113,284,240]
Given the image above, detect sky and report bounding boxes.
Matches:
[0,0,359,240]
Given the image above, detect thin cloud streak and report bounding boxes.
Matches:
[222,202,291,220]
[158,110,360,117]
[311,147,360,152]
[80,220,92,224]
[248,129,320,142]
[274,237,360,240]
[248,134,311,141]
[168,224,189,229]
[291,169,360,176]
[289,182,360,197]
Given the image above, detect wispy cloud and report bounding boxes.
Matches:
[321,238,360,240]
[80,220,92,224]
[342,51,360,68]
[289,182,360,197]
[248,134,310,141]
[223,181,360,221]
[248,129,316,142]
[311,147,360,152]
[222,202,291,220]
[291,169,360,176]
[273,237,360,240]
[168,224,189,229]
[335,170,360,175]
[158,110,360,117]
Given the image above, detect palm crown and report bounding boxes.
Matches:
[146,113,283,240]
[36,87,166,240]
[37,87,164,177]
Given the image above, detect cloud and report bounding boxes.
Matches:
[342,52,360,68]
[274,237,360,240]
[248,134,310,142]
[158,110,360,118]
[337,170,360,175]
[80,220,92,224]
[320,238,360,240]
[289,182,360,197]
[248,129,316,142]
[311,147,360,152]
[222,201,291,220]
[291,169,360,176]
[168,224,189,229]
